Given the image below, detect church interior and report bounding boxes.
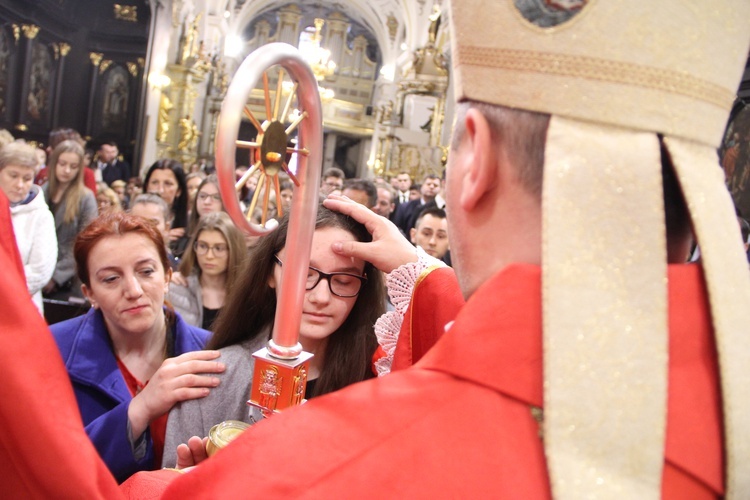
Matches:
[0,0,460,182]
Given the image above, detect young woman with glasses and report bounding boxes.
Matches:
[186,174,224,238]
[168,212,246,331]
[162,204,385,467]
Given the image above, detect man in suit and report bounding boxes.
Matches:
[96,141,130,186]
[393,171,412,205]
[393,173,441,235]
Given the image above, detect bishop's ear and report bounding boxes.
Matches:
[458,108,498,212]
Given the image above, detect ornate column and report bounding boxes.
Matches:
[323,132,337,172]
[277,5,302,46]
[85,52,103,135]
[52,42,70,129]
[15,24,39,132]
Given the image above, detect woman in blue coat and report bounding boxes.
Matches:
[50,212,225,483]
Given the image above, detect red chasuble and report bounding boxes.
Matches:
[392,266,464,371]
[0,192,121,498]
[146,263,722,498]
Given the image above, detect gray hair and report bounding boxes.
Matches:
[130,193,170,220]
[0,141,37,171]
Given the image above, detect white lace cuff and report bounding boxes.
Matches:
[373,247,446,376]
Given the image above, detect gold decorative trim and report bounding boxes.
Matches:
[407,263,446,358]
[51,43,60,60]
[21,24,39,39]
[664,136,750,496]
[89,52,103,67]
[137,57,145,68]
[114,4,138,22]
[530,406,544,439]
[59,42,71,57]
[386,14,398,41]
[14,124,27,131]
[543,117,668,498]
[456,46,735,110]
[99,59,112,74]
[126,61,138,77]
[11,24,19,44]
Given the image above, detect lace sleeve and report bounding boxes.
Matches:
[373,247,446,376]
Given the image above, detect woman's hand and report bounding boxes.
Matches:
[323,194,417,273]
[175,436,210,470]
[170,271,187,286]
[168,227,185,242]
[127,350,225,439]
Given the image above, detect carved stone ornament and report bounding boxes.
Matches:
[114,4,138,22]
[386,14,398,41]
[99,59,113,74]
[21,25,39,39]
[59,42,71,56]
[126,61,138,77]
[89,52,103,67]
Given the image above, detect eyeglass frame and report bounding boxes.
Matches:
[197,192,222,202]
[193,240,229,257]
[273,255,367,298]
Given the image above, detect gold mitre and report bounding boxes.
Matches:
[450,0,750,147]
[449,1,750,499]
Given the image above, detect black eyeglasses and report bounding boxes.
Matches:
[273,255,366,298]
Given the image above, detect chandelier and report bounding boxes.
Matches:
[300,18,336,82]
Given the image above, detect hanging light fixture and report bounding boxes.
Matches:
[297,18,336,101]
[301,18,336,81]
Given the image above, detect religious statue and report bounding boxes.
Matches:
[178,116,194,150]
[189,120,201,150]
[156,94,173,143]
[427,5,441,46]
[192,41,212,73]
[179,13,202,64]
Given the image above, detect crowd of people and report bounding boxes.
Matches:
[0,124,451,484]
[3,0,750,497]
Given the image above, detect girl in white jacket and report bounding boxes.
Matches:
[0,142,56,314]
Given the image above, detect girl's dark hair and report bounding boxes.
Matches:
[143,159,188,229]
[209,204,384,397]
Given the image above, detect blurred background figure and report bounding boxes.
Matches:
[185,172,206,216]
[96,185,122,214]
[35,128,97,194]
[41,139,97,301]
[0,141,56,314]
[320,167,345,196]
[34,147,47,175]
[342,178,377,210]
[374,181,396,219]
[187,174,223,237]
[278,179,293,214]
[95,141,130,186]
[129,193,179,270]
[126,176,143,202]
[168,211,246,331]
[144,159,189,258]
[110,179,128,208]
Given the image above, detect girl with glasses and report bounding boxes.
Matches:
[168,212,246,331]
[186,174,224,238]
[162,204,385,467]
